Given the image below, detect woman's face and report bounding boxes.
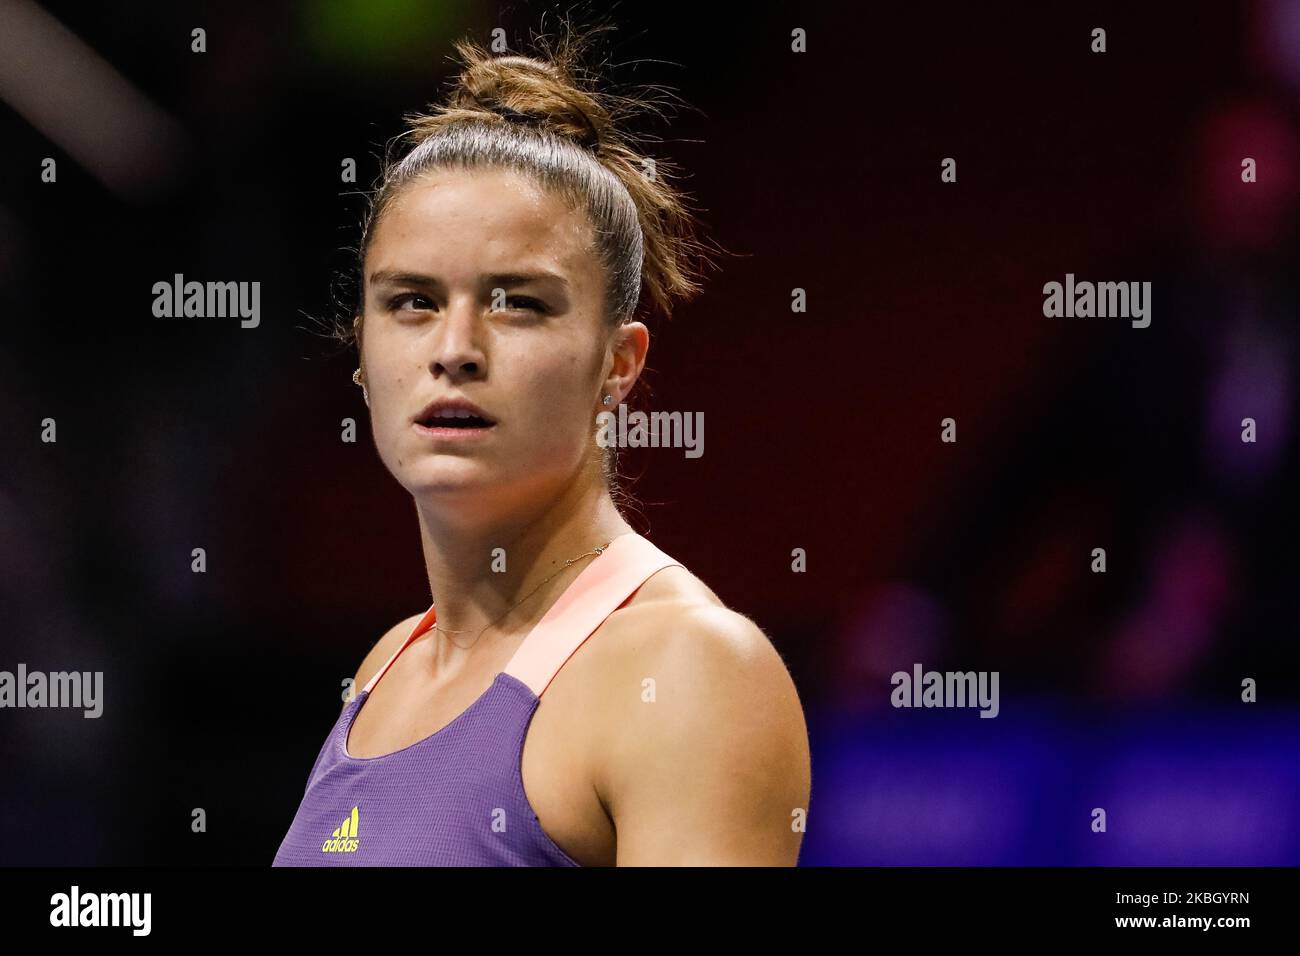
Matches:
[359,166,616,507]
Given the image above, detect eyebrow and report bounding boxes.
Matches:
[367,269,570,291]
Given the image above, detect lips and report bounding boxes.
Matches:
[413,397,497,430]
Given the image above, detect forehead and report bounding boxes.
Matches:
[368,167,598,279]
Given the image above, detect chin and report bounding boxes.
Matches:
[403,462,496,496]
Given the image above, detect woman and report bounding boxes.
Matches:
[273,28,811,867]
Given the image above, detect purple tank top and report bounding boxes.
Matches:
[272,532,683,866]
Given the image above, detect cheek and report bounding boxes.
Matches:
[363,335,416,443]
[509,347,599,435]
[367,327,431,404]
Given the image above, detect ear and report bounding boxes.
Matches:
[352,313,366,364]
[601,321,649,406]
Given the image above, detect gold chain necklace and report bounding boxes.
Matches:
[432,538,614,650]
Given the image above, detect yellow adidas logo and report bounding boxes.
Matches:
[321,806,360,853]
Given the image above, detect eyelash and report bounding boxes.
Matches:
[386,293,546,313]
[388,293,432,312]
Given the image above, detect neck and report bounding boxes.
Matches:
[413,469,633,666]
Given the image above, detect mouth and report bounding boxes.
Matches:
[412,400,498,439]
[417,411,495,429]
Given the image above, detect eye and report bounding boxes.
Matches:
[388,293,434,312]
[496,296,546,313]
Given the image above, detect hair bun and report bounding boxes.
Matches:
[448,41,609,150]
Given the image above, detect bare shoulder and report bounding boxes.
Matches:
[601,563,798,696]
[580,563,812,863]
[344,612,426,709]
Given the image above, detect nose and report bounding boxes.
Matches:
[428,296,488,382]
